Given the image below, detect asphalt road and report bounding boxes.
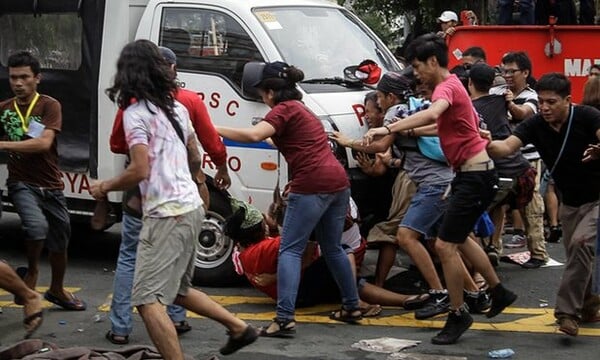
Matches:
[1,213,599,360]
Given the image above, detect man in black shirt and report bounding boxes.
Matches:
[469,63,549,268]
[486,73,600,337]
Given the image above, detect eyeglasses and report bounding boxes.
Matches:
[501,69,522,76]
[590,72,600,77]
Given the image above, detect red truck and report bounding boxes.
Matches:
[446,22,600,102]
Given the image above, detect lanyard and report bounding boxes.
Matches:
[13,92,40,132]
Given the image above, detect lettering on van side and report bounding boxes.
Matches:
[197,92,240,117]
[202,154,241,172]
[564,58,600,76]
[352,104,366,126]
[61,155,242,195]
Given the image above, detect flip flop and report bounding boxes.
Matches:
[23,311,43,339]
[403,293,431,310]
[44,291,87,311]
[14,266,28,306]
[360,304,383,317]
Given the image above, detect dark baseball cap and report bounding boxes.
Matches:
[243,61,290,88]
[468,63,495,88]
[158,46,177,65]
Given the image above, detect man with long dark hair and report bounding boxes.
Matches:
[90,40,257,358]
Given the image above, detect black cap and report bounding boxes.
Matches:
[158,46,177,65]
[468,63,495,88]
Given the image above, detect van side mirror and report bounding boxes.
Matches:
[343,59,381,87]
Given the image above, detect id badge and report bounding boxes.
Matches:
[26,120,45,138]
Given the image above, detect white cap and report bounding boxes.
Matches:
[438,10,458,23]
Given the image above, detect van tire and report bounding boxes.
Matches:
[192,184,242,286]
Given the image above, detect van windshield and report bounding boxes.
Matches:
[253,7,399,83]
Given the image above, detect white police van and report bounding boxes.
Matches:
[0,0,402,285]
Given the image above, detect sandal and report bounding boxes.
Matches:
[23,311,43,339]
[173,320,192,334]
[329,308,363,324]
[403,293,430,310]
[360,304,383,317]
[105,330,129,345]
[44,291,87,311]
[258,318,296,338]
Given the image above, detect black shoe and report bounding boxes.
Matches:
[546,226,562,243]
[415,291,450,320]
[465,290,491,314]
[431,308,473,345]
[485,246,499,267]
[521,258,546,269]
[486,284,517,318]
[219,325,258,355]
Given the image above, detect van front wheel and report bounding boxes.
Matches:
[192,186,242,286]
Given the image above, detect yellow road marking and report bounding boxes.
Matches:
[5,292,598,336]
[97,295,600,336]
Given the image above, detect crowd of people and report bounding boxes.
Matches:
[0,20,599,360]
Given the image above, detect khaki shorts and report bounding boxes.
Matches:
[131,208,204,307]
[366,170,416,244]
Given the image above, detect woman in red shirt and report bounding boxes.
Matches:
[218,62,361,337]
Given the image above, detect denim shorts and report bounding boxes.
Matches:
[400,183,449,239]
[438,169,498,243]
[7,181,71,252]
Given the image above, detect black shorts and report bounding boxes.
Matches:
[438,169,498,243]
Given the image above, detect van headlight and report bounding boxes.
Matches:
[319,116,347,168]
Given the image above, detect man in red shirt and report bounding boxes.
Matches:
[364,34,517,345]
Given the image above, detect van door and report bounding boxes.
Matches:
[149,3,285,212]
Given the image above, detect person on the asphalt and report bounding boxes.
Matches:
[90,39,257,357]
[364,33,517,345]
[224,198,430,316]
[486,72,600,337]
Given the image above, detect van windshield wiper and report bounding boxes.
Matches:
[301,77,347,85]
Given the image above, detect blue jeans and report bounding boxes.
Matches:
[498,0,535,25]
[109,213,187,336]
[276,188,359,320]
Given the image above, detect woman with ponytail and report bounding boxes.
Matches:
[218,62,361,337]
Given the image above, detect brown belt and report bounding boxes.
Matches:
[458,159,495,172]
